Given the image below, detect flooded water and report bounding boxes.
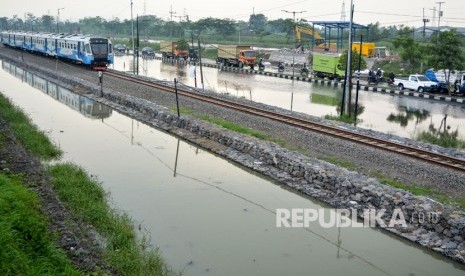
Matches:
[1,60,465,275]
[113,55,465,140]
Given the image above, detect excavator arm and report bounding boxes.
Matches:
[295,25,325,49]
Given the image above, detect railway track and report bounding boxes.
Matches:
[105,70,465,173]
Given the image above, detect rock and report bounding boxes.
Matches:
[442,241,458,250]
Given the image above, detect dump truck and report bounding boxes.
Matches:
[312,53,345,80]
[351,42,376,58]
[217,45,257,69]
[160,41,188,59]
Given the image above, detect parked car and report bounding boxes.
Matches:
[113,44,126,55]
[141,47,155,58]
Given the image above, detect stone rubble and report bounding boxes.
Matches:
[2,53,464,264]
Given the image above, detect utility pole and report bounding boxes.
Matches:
[136,15,139,75]
[57,7,64,33]
[131,0,135,74]
[169,5,176,38]
[429,7,437,27]
[422,8,430,38]
[436,2,445,29]
[282,9,306,81]
[343,0,354,116]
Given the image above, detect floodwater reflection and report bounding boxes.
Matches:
[387,107,430,127]
[113,56,465,140]
[1,60,465,275]
[2,61,112,119]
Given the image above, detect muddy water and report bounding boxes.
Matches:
[114,55,465,140]
[1,61,465,275]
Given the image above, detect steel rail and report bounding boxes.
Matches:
[104,70,465,173]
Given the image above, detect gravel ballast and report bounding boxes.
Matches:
[1,47,465,264]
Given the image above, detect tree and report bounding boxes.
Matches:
[40,15,55,32]
[367,22,381,41]
[428,29,465,94]
[338,49,368,72]
[25,13,37,31]
[0,17,8,30]
[214,19,236,37]
[392,36,425,74]
[248,13,267,33]
[176,39,189,50]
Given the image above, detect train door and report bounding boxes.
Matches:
[45,38,47,54]
[78,42,82,58]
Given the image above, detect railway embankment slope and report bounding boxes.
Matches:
[0,47,464,264]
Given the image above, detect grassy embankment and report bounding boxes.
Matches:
[0,174,80,275]
[0,94,172,275]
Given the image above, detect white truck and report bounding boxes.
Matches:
[394,74,438,92]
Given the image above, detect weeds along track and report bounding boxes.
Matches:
[105,70,465,173]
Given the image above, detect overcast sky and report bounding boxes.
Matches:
[1,0,464,28]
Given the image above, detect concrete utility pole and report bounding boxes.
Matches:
[282,9,306,81]
[343,0,354,116]
[131,0,135,74]
[169,5,176,38]
[57,7,64,33]
[436,2,445,29]
[422,8,430,38]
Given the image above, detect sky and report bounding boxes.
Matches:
[1,0,464,28]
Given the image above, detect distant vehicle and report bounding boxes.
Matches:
[312,53,344,80]
[1,30,113,70]
[258,58,265,71]
[113,44,126,55]
[141,47,155,58]
[451,73,465,94]
[300,63,309,76]
[217,44,256,69]
[294,25,325,51]
[188,48,198,61]
[160,41,188,59]
[351,42,376,58]
[425,69,448,93]
[394,74,438,92]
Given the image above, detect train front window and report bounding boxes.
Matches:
[91,43,108,55]
[89,38,109,56]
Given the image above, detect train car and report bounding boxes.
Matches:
[1,30,113,70]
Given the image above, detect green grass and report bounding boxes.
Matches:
[324,114,361,125]
[311,94,338,106]
[0,94,61,159]
[417,131,465,149]
[374,173,465,210]
[321,156,355,170]
[47,163,172,276]
[172,106,285,144]
[200,115,269,140]
[0,173,79,275]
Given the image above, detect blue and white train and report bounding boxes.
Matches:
[0,30,114,70]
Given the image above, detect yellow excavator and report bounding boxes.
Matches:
[295,25,326,50]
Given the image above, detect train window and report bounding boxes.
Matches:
[85,44,91,54]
